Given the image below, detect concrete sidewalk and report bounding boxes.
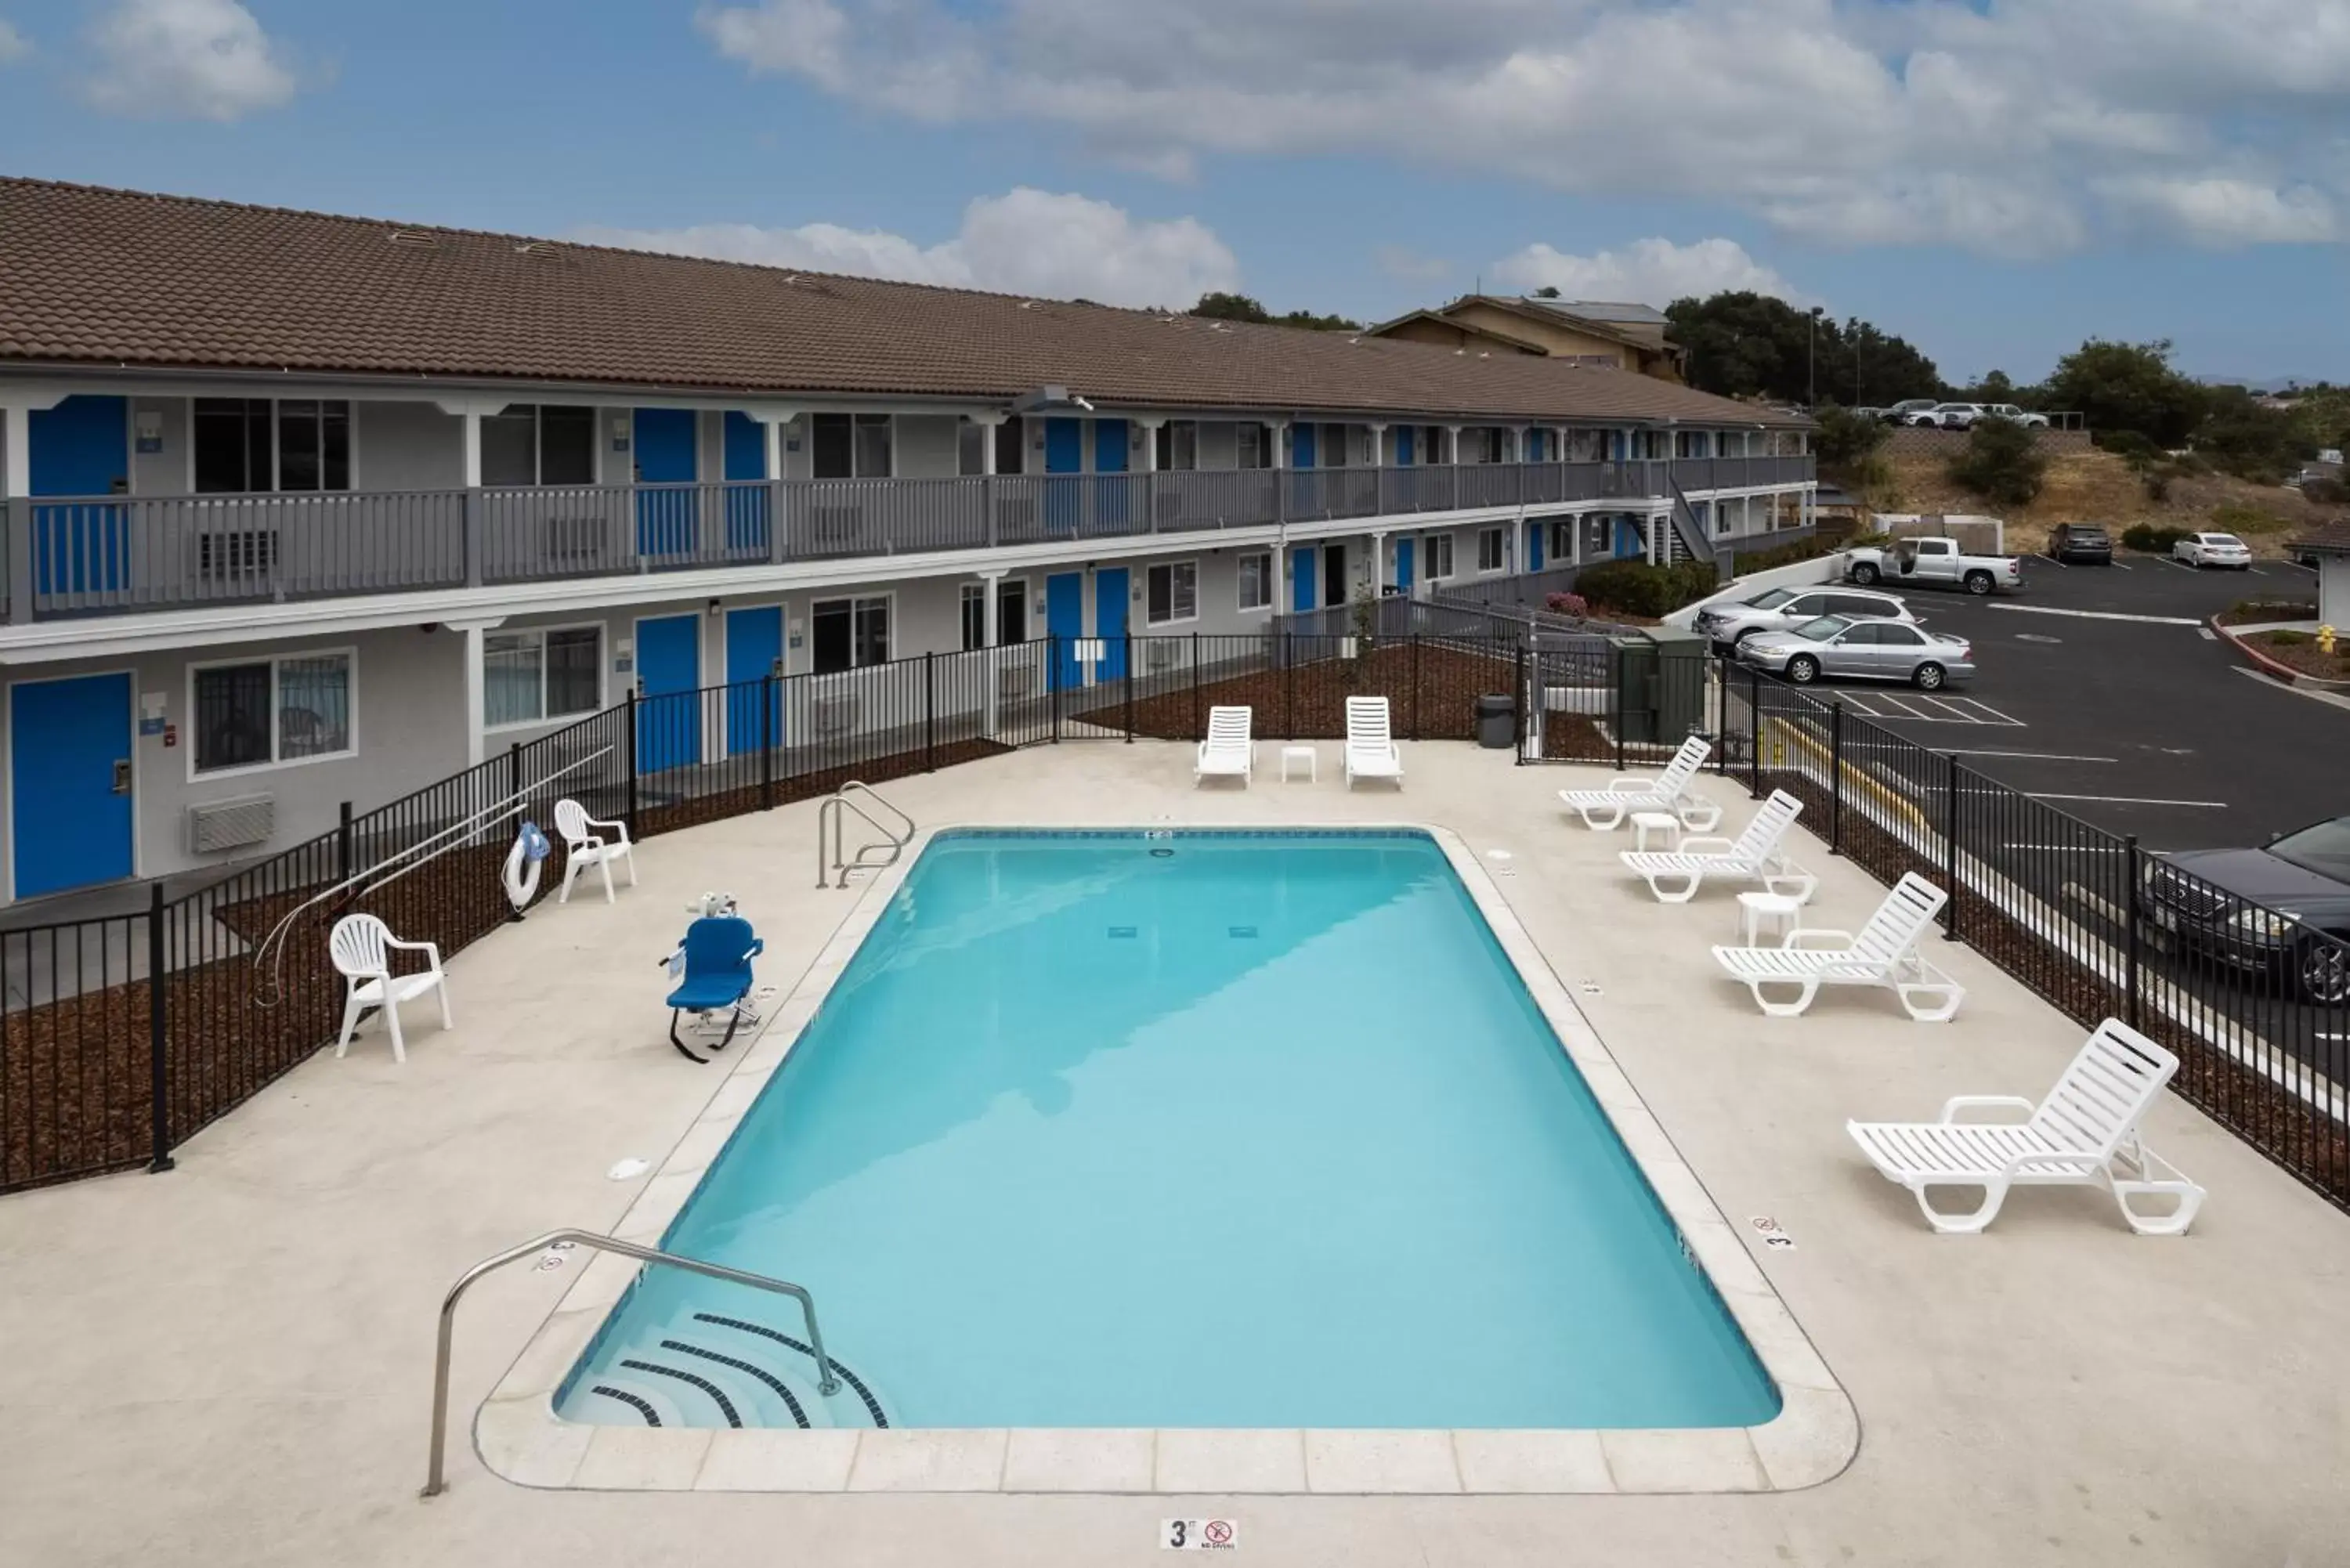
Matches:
[1,741,2345,1567]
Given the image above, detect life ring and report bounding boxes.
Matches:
[504,821,551,909]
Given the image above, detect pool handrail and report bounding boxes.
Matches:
[421,1227,838,1498]
[817,780,916,888]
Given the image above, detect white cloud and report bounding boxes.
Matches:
[576,187,1242,309]
[1374,244,1451,283]
[83,0,298,121]
[0,20,30,63]
[1491,237,1807,307]
[695,0,2350,255]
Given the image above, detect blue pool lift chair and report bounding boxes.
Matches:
[665,913,764,1063]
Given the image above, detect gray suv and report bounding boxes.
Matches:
[1694,585,1918,655]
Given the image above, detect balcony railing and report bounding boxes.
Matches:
[0,456,1810,622]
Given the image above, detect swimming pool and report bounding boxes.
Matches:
[555,828,1779,1434]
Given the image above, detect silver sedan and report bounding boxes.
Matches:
[1737,615,1977,692]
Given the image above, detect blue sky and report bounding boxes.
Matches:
[1,0,2345,388]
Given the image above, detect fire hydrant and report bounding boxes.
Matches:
[2321,624,2338,656]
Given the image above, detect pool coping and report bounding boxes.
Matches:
[475,822,1860,1495]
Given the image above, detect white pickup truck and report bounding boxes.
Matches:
[1846,536,2023,596]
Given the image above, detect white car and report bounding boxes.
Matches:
[1982,403,2050,428]
[1909,403,1985,428]
[2175,532,2252,569]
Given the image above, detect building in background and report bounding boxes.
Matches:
[1365,297,1686,381]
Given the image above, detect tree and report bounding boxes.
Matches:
[1967,370,2016,403]
[1947,417,2047,507]
[1531,285,1562,298]
[1811,403,1889,473]
[2042,339,2205,446]
[1189,291,1360,332]
[1665,292,1943,406]
[2195,385,2309,483]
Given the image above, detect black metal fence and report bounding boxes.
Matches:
[1716,659,2349,1212]
[0,630,1531,1194]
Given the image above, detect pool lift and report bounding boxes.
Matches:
[662,892,766,1063]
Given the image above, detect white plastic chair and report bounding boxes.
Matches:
[329,913,451,1064]
[1846,1017,2204,1234]
[1556,735,1721,831]
[1343,696,1403,788]
[555,797,638,905]
[1619,788,1813,904]
[1712,872,1964,1021]
[1195,706,1256,785]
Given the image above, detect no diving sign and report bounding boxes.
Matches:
[1164,1519,1237,1550]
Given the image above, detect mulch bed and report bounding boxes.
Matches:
[1076,641,1521,742]
[2242,630,2350,684]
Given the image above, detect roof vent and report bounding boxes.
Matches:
[388,229,438,247]
[513,240,560,258]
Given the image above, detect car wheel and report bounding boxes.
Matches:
[1850,562,1880,585]
[2298,937,2350,1006]
[1914,662,1947,692]
[1963,569,1994,595]
[1786,655,1820,685]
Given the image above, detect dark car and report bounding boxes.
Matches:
[2145,817,2350,1003]
[2048,522,2113,564]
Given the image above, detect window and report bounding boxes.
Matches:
[1471,428,1505,464]
[193,399,352,493]
[484,626,603,728]
[809,414,893,479]
[958,421,987,477]
[1236,422,1267,471]
[812,595,889,673]
[1236,551,1273,612]
[1423,534,1455,580]
[1320,423,1350,468]
[993,419,1025,475]
[1477,527,1505,573]
[960,580,1029,649]
[1146,561,1198,625]
[1549,519,1577,559]
[480,405,594,486]
[193,651,354,774]
[1875,624,1924,647]
[1155,421,1198,471]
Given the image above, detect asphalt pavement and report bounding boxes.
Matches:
[1827,550,2341,853]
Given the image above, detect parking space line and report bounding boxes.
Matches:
[2025,791,2229,808]
[1990,604,2204,627]
[1942,696,2026,725]
[1947,749,2115,761]
[1915,695,1980,720]
[1871,694,1934,720]
[1838,692,1891,718]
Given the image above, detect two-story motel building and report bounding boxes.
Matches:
[0,178,1815,906]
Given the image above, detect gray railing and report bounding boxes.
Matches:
[3,456,1813,621]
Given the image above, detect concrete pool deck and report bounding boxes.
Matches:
[2,741,2346,1566]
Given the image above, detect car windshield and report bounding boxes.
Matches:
[1745,588,1797,609]
[2267,818,2350,880]
[2070,526,2107,538]
[2208,535,2246,548]
[1792,616,1850,642]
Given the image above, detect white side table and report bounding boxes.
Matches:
[1737,891,1806,948]
[1280,745,1318,783]
[1629,811,1682,852]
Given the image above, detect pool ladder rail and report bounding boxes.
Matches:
[817,781,915,889]
[421,1229,837,1498]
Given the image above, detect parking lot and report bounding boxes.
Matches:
[1813,551,2341,853]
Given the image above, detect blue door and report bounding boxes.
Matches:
[1614,515,1643,558]
[721,411,768,557]
[1289,423,1318,515]
[1526,520,1545,571]
[635,614,701,774]
[723,605,783,757]
[1093,420,1128,529]
[1290,545,1316,612]
[1045,572,1083,689]
[1396,426,1415,465]
[1395,537,1414,597]
[634,408,699,560]
[29,395,129,603]
[11,672,133,898]
[1610,429,1627,461]
[1094,568,1129,681]
[1043,417,1083,537]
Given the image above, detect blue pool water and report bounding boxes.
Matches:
[559,830,1778,1431]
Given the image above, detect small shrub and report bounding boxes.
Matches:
[2230,598,2317,620]
[1545,591,1592,619]
[1732,536,1835,573]
[1947,416,2048,505]
[2121,524,2189,553]
[2301,476,2348,505]
[2267,630,2313,647]
[2094,428,2162,464]
[1573,559,1719,618]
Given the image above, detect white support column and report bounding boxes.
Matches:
[1368,529,1386,598]
[2,402,29,499]
[1136,417,1161,472]
[979,566,1007,739]
[1273,420,1290,470]
[463,624,486,768]
[1445,425,1462,465]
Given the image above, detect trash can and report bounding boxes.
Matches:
[1476,693,1516,749]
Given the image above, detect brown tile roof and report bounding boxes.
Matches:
[2294,519,2350,555]
[0,177,1805,428]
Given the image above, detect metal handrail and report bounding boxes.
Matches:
[816,780,916,888]
[422,1228,838,1498]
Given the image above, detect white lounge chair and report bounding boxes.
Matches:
[1556,735,1722,831]
[1847,1017,2204,1235]
[555,797,638,904]
[329,913,452,1064]
[1195,706,1256,785]
[1712,872,1963,1021]
[1619,789,1813,904]
[1344,696,1403,788]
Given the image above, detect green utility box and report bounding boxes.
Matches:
[1611,636,1657,743]
[1611,627,1708,746]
